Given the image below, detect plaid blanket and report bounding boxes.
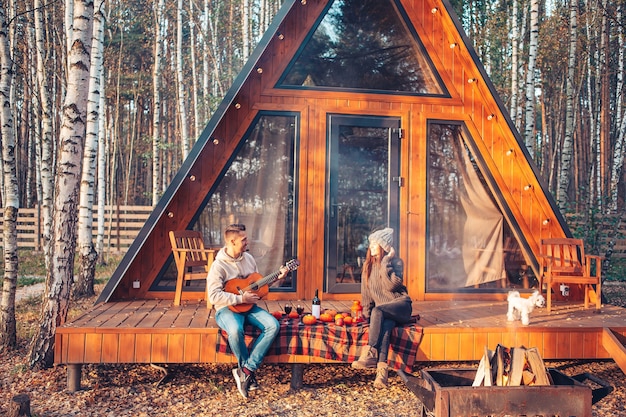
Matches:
[216,317,422,372]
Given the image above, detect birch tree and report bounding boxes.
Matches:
[243,0,250,59]
[34,0,55,261]
[75,0,105,298]
[176,0,190,160]
[152,0,164,205]
[510,0,520,127]
[96,72,107,261]
[30,0,94,369]
[557,0,578,209]
[0,1,19,351]
[609,3,625,213]
[189,2,200,139]
[523,0,539,155]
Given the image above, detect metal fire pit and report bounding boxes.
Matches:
[398,367,612,417]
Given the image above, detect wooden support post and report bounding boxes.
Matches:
[67,364,82,392]
[9,393,31,417]
[290,363,304,389]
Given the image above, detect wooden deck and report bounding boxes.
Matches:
[55,299,626,369]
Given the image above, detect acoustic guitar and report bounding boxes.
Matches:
[225,258,300,313]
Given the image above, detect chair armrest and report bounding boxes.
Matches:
[585,255,603,278]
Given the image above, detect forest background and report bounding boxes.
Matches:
[1,0,626,369]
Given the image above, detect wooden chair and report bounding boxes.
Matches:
[540,238,603,313]
[169,230,216,308]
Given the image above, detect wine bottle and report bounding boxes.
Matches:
[311,289,321,319]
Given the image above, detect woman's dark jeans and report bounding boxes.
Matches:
[368,298,412,363]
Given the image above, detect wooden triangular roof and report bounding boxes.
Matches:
[98,0,568,304]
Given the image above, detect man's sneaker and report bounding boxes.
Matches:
[248,374,260,391]
[232,368,251,399]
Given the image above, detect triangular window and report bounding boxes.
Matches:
[278,0,446,95]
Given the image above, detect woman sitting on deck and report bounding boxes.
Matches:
[351,227,413,388]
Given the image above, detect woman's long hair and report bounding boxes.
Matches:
[362,247,388,284]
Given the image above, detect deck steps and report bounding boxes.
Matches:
[601,328,626,374]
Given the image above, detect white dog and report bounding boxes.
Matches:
[507,290,545,325]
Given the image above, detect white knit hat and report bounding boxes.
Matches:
[368,228,394,253]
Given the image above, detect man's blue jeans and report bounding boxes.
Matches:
[215,305,280,372]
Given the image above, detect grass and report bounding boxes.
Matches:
[2,249,125,287]
[11,250,126,343]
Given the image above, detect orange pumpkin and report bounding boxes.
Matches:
[319,313,334,322]
[288,311,300,319]
[324,309,338,317]
[271,311,283,320]
[302,314,317,325]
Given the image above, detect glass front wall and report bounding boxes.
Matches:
[426,122,534,293]
[153,113,298,293]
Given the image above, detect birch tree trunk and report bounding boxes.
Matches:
[557,0,578,209]
[152,0,164,206]
[202,0,210,121]
[29,0,93,369]
[243,0,250,59]
[609,4,625,213]
[523,0,539,155]
[583,0,600,207]
[189,2,200,139]
[96,72,106,262]
[176,0,190,160]
[0,2,19,351]
[34,0,55,261]
[509,0,520,127]
[75,0,105,299]
[597,0,609,209]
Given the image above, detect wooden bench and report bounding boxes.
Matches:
[540,238,603,313]
[169,230,216,307]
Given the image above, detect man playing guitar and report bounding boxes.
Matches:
[206,223,290,400]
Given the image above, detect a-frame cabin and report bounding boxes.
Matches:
[98,0,566,304]
[56,0,626,390]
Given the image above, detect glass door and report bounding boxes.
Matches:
[325,115,401,293]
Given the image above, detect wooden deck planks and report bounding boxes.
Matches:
[55,299,626,366]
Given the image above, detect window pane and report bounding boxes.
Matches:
[153,113,298,293]
[279,0,445,95]
[426,123,532,292]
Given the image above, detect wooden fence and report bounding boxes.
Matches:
[0,206,624,259]
[0,205,152,252]
[566,214,626,260]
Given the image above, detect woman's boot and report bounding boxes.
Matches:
[373,362,388,388]
[351,345,378,369]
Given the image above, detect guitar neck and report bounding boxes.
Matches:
[246,270,281,292]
